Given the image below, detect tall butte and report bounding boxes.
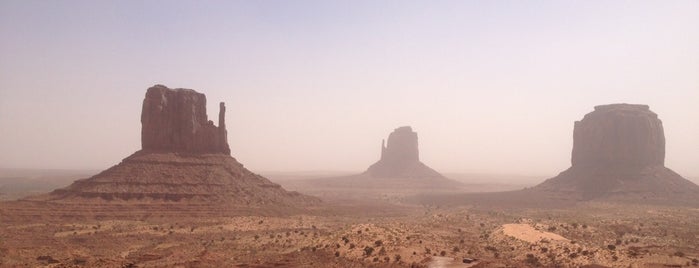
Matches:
[365,126,444,178]
[532,104,699,202]
[45,85,318,206]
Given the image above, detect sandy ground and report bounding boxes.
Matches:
[501,223,569,243]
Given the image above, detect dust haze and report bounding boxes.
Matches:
[1,1,699,268]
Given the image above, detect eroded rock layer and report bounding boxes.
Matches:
[48,151,317,205]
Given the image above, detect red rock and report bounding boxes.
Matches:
[141,85,230,154]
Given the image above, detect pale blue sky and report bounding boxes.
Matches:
[1,1,697,177]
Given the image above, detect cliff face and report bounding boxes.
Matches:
[533,103,699,202]
[366,126,443,179]
[141,85,230,155]
[380,126,419,164]
[571,104,664,168]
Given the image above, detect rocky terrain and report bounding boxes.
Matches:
[1,199,697,267]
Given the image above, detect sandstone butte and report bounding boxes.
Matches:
[365,126,445,179]
[532,103,699,202]
[42,85,319,207]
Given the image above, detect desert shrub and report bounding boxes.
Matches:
[540,247,548,253]
[258,220,263,224]
[572,223,579,229]
[485,246,497,252]
[607,244,616,250]
[548,226,557,232]
[425,248,431,254]
[374,240,383,246]
[569,253,578,259]
[525,254,539,265]
[615,239,622,245]
[440,250,446,256]
[335,251,340,257]
[341,236,349,244]
[378,247,386,255]
[383,256,390,262]
[364,246,374,256]
[254,234,260,240]
[453,246,460,252]
[674,251,685,257]
[628,249,640,257]
[349,243,355,249]
[372,257,379,262]
[395,254,402,262]
[611,224,632,237]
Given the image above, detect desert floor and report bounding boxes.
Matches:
[1,173,698,268]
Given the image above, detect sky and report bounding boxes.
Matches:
[1,0,697,178]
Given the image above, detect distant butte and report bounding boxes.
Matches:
[532,103,699,202]
[291,126,463,193]
[43,85,318,206]
[365,126,444,179]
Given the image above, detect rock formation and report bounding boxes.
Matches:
[365,126,444,178]
[141,85,230,155]
[288,126,461,194]
[571,104,665,168]
[45,85,318,206]
[533,104,699,202]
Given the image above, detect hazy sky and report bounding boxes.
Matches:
[1,1,697,177]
